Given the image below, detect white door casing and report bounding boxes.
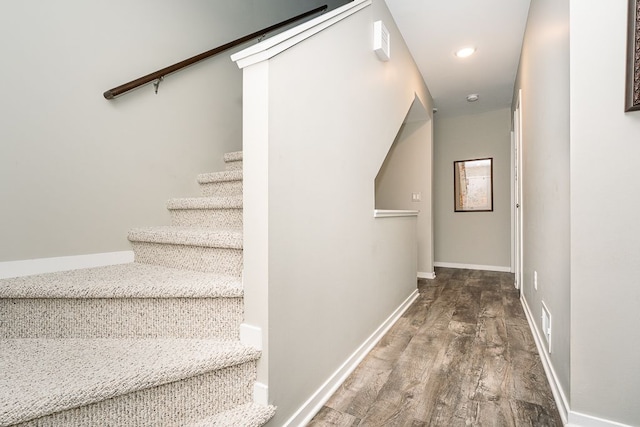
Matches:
[513,89,523,290]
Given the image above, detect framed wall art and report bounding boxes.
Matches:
[454,158,493,212]
[626,0,640,112]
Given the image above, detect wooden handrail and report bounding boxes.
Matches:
[103,5,328,99]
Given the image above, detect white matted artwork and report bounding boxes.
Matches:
[454,158,493,212]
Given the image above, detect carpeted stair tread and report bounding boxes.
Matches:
[0,263,242,299]
[186,403,276,427]
[167,196,243,210]
[224,153,243,171]
[0,339,260,426]
[128,226,242,249]
[223,151,243,163]
[197,170,243,184]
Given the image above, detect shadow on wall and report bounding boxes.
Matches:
[375,94,433,276]
[375,94,430,209]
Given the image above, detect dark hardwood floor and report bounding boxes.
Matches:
[308,268,562,426]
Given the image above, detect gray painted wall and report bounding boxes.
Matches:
[433,109,512,269]
[569,0,640,424]
[238,1,433,424]
[513,0,571,411]
[375,105,434,276]
[515,0,640,424]
[0,0,345,262]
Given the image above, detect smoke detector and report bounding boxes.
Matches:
[466,94,480,102]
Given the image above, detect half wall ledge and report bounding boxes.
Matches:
[373,209,419,218]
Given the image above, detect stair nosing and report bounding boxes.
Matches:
[0,263,243,299]
[223,151,243,162]
[197,170,243,184]
[186,402,276,427]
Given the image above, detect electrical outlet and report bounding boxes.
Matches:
[534,271,538,290]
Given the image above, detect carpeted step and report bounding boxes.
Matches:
[0,263,243,339]
[167,196,242,229]
[128,226,243,276]
[198,170,243,197]
[186,402,276,427]
[0,339,259,427]
[224,151,243,171]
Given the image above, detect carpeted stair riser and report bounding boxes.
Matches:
[131,242,242,276]
[167,196,243,229]
[169,208,242,229]
[0,297,242,339]
[199,180,243,197]
[225,160,243,171]
[14,363,256,427]
[197,171,243,197]
[127,227,243,276]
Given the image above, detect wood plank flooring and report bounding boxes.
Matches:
[308,268,562,426]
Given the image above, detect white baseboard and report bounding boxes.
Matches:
[567,411,635,427]
[240,323,263,350]
[521,296,629,427]
[417,271,436,279]
[520,295,570,424]
[283,289,420,427]
[240,324,267,404]
[0,251,134,279]
[434,261,511,272]
[253,382,269,406]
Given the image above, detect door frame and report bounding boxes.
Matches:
[512,90,524,290]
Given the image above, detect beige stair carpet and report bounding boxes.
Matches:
[0,151,275,426]
[0,263,243,340]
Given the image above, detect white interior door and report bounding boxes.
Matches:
[513,90,523,290]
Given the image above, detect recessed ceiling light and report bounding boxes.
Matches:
[455,47,476,58]
[467,94,480,102]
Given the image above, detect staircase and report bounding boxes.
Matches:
[0,152,275,426]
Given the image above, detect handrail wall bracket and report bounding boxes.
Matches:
[153,76,164,95]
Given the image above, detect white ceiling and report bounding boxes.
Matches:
[385,0,531,117]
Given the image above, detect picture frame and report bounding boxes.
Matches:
[454,158,493,212]
[626,0,640,112]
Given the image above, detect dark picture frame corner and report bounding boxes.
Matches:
[626,0,640,112]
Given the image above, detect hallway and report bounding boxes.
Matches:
[308,268,562,426]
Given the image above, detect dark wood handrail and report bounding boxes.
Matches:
[104,5,328,99]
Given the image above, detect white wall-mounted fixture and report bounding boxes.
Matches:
[455,46,476,58]
[373,21,390,61]
[541,301,552,353]
[466,94,479,102]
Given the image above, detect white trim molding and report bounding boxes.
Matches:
[240,323,263,350]
[0,251,134,279]
[434,261,511,273]
[567,411,635,427]
[374,209,419,218]
[231,0,372,69]
[283,289,419,427]
[253,382,269,407]
[417,271,436,279]
[521,295,634,427]
[520,295,570,424]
